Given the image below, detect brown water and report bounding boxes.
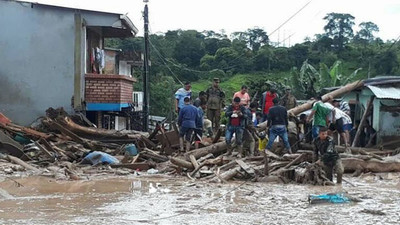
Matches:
[0,173,399,225]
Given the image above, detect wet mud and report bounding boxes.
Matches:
[0,173,399,224]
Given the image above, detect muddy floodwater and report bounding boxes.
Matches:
[0,173,399,225]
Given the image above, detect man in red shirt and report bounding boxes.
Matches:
[225,97,247,156]
[260,89,277,122]
[233,85,251,107]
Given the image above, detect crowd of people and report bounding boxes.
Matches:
[174,78,372,185]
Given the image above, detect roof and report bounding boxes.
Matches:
[367,86,400,100]
[363,76,400,86]
[16,0,138,35]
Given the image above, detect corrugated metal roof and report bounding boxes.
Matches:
[367,86,400,99]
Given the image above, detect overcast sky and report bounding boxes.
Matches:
[22,0,400,46]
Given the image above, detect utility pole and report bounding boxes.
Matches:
[143,0,150,131]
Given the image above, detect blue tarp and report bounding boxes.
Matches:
[82,151,119,165]
[309,193,350,204]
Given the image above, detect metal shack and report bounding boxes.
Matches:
[341,76,400,147]
[0,0,142,130]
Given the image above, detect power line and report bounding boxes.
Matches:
[148,38,184,85]
[269,0,313,37]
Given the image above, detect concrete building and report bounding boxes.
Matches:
[0,0,141,130]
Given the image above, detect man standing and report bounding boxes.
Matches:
[260,89,277,122]
[280,87,297,110]
[225,97,247,156]
[175,82,192,113]
[206,78,225,132]
[306,96,333,140]
[265,98,292,154]
[233,85,251,107]
[178,97,199,152]
[194,100,206,149]
[313,127,343,184]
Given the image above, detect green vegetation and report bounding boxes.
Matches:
[105,12,400,117]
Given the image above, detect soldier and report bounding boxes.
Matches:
[313,126,343,184]
[280,87,297,110]
[206,78,225,132]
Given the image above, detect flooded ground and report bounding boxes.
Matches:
[0,173,399,225]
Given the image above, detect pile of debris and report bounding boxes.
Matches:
[0,108,399,184]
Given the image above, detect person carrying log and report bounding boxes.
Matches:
[178,97,199,152]
[225,97,247,157]
[313,126,343,184]
[306,96,333,140]
[264,98,292,154]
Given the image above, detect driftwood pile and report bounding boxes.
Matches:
[1,107,400,184]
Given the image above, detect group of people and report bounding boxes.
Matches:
[174,78,350,185]
[174,78,299,158]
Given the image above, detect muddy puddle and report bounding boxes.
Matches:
[0,173,399,224]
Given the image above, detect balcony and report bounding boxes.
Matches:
[85,73,136,111]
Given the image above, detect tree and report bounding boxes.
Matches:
[173,30,205,68]
[355,22,379,43]
[323,13,355,50]
[291,60,361,99]
[232,28,269,52]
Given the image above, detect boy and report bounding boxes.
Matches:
[313,126,343,184]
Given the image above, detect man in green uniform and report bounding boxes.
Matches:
[280,87,297,110]
[313,126,343,184]
[206,78,225,132]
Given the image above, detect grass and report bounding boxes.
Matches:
[191,71,291,100]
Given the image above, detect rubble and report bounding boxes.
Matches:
[0,108,399,185]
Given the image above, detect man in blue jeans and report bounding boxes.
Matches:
[225,97,248,156]
[265,98,292,154]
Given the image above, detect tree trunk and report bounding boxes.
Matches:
[342,157,400,173]
[170,157,194,170]
[184,141,228,159]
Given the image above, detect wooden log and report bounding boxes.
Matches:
[283,154,305,169]
[236,159,255,175]
[131,153,141,164]
[352,96,375,147]
[141,148,169,162]
[34,141,55,162]
[258,80,365,130]
[342,158,400,173]
[184,141,228,159]
[210,167,240,183]
[57,117,144,140]
[141,136,157,149]
[170,157,194,170]
[7,155,40,172]
[110,163,150,171]
[190,161,208,177]
[265,151,281,161]
[189,155,199,169]
[197,153,214,163]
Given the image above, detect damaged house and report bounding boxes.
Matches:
[0,0,143,130]
[340,76,400,147]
